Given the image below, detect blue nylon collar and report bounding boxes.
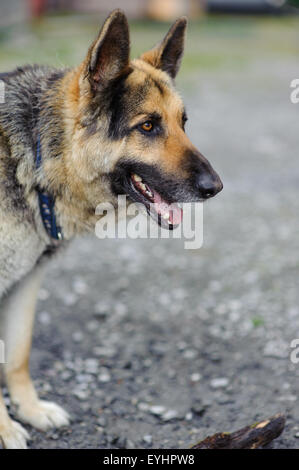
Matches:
[36,135,63,241]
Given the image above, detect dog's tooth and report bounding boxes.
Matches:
[163,213,170,220]
[133,174,142,182]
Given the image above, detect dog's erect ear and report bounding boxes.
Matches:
[85,9,130,90]
[140,17,187,79]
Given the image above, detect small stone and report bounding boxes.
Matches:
[113,436,128,448]
[60,370,72,381]
[162,410,178,421]
[143,435,153,445]
[86,320,100,332]
[73,278,88,295]
[149,405,166,416]
[190,373,202,382]
[94,301,110,317]
[191,403,208,417]
[167,369,176,379]
[76,374,93,384]
[263,341,288,359]
[63,292,77,306]
[93,346,117,358]
[150,343,169,356]
[54,361,64,372]
[98,416,107,427]
[114,303,128,316]
[72,331,84,343]
[98,368,111,383]
[210,377,229,389]
[73,389,90,401]
[277,395,297,402]
[125,439,135,449]
[38,288,50,300]
[94,389,105,399]
[85,358,99,374]
[183,349,197,360]
[282,383,290,390]
[113,278,130,291]
[38,311,51,325]
[41,382,52,393]
[137,402,150,412]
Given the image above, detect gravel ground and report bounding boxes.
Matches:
[2,16,299,449]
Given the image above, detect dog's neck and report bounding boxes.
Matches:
[35,66,108,241]
[0,64,113,242]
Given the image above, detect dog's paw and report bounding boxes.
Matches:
[16,400,70,431]
[0,420,30,449]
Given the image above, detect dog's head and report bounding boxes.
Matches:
[72,9,222,229]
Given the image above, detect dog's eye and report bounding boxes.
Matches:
[141,121,153,132]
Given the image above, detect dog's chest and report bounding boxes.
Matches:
[0,218,46,299]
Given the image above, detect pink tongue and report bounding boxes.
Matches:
[152,190,183,225]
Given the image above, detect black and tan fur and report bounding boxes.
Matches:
[0,10,222,448]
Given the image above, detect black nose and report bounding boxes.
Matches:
[195,172,223,199]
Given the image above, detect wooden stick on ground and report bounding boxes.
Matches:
[191,413,285,449]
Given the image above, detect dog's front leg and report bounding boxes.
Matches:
[1,267,70,436]
[0,387,30,449]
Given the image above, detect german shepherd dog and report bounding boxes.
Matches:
[0,10,222,448]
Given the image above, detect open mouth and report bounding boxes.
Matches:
[129,173,183,230]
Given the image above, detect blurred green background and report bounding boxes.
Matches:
[0,1,298,81]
